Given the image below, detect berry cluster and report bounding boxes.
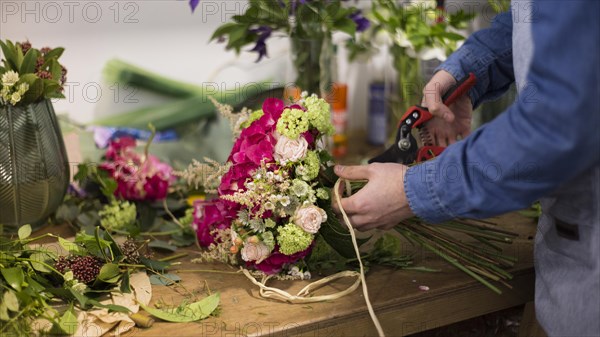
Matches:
[120,239,141,264]
[55,256,104,284]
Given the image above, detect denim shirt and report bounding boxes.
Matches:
[403,1,599,335]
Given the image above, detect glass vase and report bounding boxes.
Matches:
[288,36,333,98]
[0,99,70,232]
[385,48,423,144]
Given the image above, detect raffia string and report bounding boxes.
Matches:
[241,178,384,336]
[334,178,385,337]
[241,268,360,303]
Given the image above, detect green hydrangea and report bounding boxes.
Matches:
[316,188,329,200]
[262,231,275,251]
[277,223,314,255]
[276,108,309,139]
[99,200,137,231]
[298,151,320,181]
[240,109,265,129]
[291,179,310,197]
[304,95,334,135]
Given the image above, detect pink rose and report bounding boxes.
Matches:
[274,135,308,163]
[240,242,271,263]
[294,205,327,234]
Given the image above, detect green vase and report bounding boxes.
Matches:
[0,99,70,232]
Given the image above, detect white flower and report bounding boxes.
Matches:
[1,71,19,87]
[279,196,291,207]
[294,205,327,234]
[374,30,393,46]
[417,47,447,61]
[274,135,308,163]
[240,241,271,263]
[395,29,414,49]
[72,282,88,294]
[9,92,21,105]
[264,201,275,210]
[17,82,29,95]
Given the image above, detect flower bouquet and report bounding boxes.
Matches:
[183,94,360,274]
[56,127,197,249]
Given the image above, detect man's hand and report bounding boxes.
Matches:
[422,70,473,146]
[332,163,414,231]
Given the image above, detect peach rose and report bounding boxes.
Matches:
[294,205,327,234]
[274,136,308,163]
[241,242,271,263]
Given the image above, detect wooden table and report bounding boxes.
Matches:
[35,213,534,337]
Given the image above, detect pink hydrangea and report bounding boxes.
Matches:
[99,137,173,201]
[192,199,235,247]
[251,245,313,275]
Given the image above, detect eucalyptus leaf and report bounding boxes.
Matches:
[29,252,53,273]
[97,263,121,283]
[149,273,181,286]
[20,48,39,74]
[17,225,31,240]
[139,293,220,322]
[140,257,170,273]
[1,267,24,291]
[58,237,86,256]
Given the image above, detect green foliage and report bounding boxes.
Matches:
[347,0,475,63]
[0,39,66,106]
[209,1,362,57]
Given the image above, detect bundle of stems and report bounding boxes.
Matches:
[395,218,519,294]
[97,59,275,130]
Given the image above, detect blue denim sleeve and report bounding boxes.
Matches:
[405,0,600,223]
[436,11,514,108]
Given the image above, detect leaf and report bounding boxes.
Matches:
[120,270,132,294]
[17,224,32,240]
[51,307,78,335]
[97,263,121,283]
[186,293,220,319]
[0,40,18,70]
[87,299,132,313]
[58,237,86,256]
[70,288,89,308]
[149,274,181,286]
[148,240,178,252]
[20,48,39,74]
[29,252,53,273]
[1,267,24,291]
[0,303,9,321]
[139,293,220,322]
[3,291,19,312]
[140,257,171,273]
[44,47,65,60]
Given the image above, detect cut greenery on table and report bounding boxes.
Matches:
[0,224,220,336]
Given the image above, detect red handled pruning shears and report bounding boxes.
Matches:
[369,73,477,165]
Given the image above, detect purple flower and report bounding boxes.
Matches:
[249,26,272,62]
[189,0,200,12]
[349,10,370,32]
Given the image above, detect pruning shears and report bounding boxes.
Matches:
[369,73,477,165]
